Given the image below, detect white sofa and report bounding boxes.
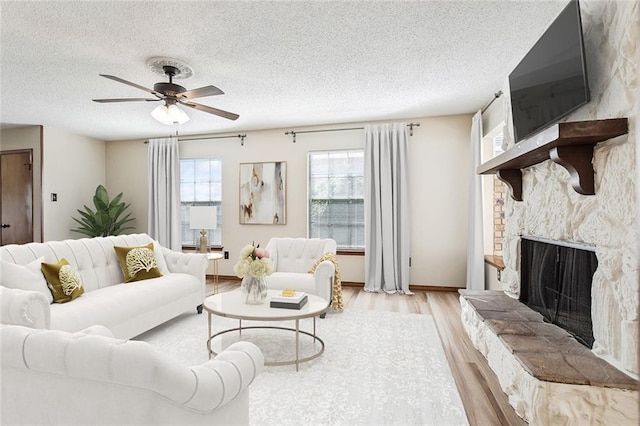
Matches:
[264,237,337,303]
[1,323,263,425]
[0,233,207,339]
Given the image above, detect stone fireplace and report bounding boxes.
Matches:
[462,0,639,424]
[499,0,638,378]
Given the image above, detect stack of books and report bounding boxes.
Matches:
[270,290,308,310]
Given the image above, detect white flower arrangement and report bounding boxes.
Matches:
[233,242,274,278]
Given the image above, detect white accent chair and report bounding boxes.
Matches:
[264,237,337,305]
[1,323,264,425]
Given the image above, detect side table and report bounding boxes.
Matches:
[207,252,224,294]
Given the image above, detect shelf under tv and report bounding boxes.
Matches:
[477,118,629,201]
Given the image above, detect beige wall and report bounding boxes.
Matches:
[407,115,471,286]
[106,114,472,287]
[42,126,106,241]
[0,126,43,242]
[484,264,502,291]
[104,138,148,234]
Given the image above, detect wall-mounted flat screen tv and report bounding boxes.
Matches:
[509,0,590,143]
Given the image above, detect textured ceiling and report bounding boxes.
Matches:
[0,0,568,141]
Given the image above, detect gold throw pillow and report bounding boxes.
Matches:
[114,243,163,282]
[41,258,85,303]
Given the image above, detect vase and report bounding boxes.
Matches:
[241,275,268,304]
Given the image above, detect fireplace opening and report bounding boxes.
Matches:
[520,237,598,348]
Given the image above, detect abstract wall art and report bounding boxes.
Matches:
[239,161,286,224]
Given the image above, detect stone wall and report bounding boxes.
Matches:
[500,0,638,375]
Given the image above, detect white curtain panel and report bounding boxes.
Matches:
[364,123,412,294]
[466,111,485,290]
[147,137,181,250]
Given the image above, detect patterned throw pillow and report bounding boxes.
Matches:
[41,258,85,303]
[114,243,163,283]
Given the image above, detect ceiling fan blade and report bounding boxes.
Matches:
[99,74,162,97]
[178,85,224,100]
[180,101,239,121]
[93,98,159,103]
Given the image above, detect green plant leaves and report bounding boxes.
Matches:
[70,185,135,237]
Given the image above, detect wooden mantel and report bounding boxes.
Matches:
[477,118,629,201]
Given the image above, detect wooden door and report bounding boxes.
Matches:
[0,150,33,245]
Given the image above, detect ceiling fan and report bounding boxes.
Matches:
[93,62,239,124]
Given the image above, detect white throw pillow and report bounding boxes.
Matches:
[0,257,53,304]
[152,240,170,275]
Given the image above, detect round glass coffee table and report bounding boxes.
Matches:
[204,289,329,371]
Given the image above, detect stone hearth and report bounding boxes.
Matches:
[460,290,639,424]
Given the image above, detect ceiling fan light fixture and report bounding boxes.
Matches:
[167,104,190,124]
[151,103,190,125]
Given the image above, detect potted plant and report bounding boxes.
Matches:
[71,185,135,237]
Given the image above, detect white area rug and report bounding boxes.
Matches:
[136,309,468,425]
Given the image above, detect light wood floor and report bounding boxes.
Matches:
[208,279,527,426]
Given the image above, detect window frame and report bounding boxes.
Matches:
[180,158,223,250]
[307,149,365,252]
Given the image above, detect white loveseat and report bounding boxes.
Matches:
[0,233,207,339]
[264,237,337,303]
[1,323,263,425]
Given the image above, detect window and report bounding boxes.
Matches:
[180,159,222,247]
[493,132,505,155]
[308,150,364,249]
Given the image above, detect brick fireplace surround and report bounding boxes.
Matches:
[462,0,639,424]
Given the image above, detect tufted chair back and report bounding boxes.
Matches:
[265,238,336,273]
[0,234,168,293]
[1,323,263,425]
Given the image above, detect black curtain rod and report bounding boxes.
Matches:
[285,127,363,135]
[179,134,247,144]
[481,91,503,114]
[284,122,420,143]
[144,134,247,146]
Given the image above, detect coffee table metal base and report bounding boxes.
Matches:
[207,318,325,371]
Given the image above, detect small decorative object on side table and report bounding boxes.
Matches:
[233,242,273,304]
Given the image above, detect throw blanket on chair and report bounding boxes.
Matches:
[309,253,344,312]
